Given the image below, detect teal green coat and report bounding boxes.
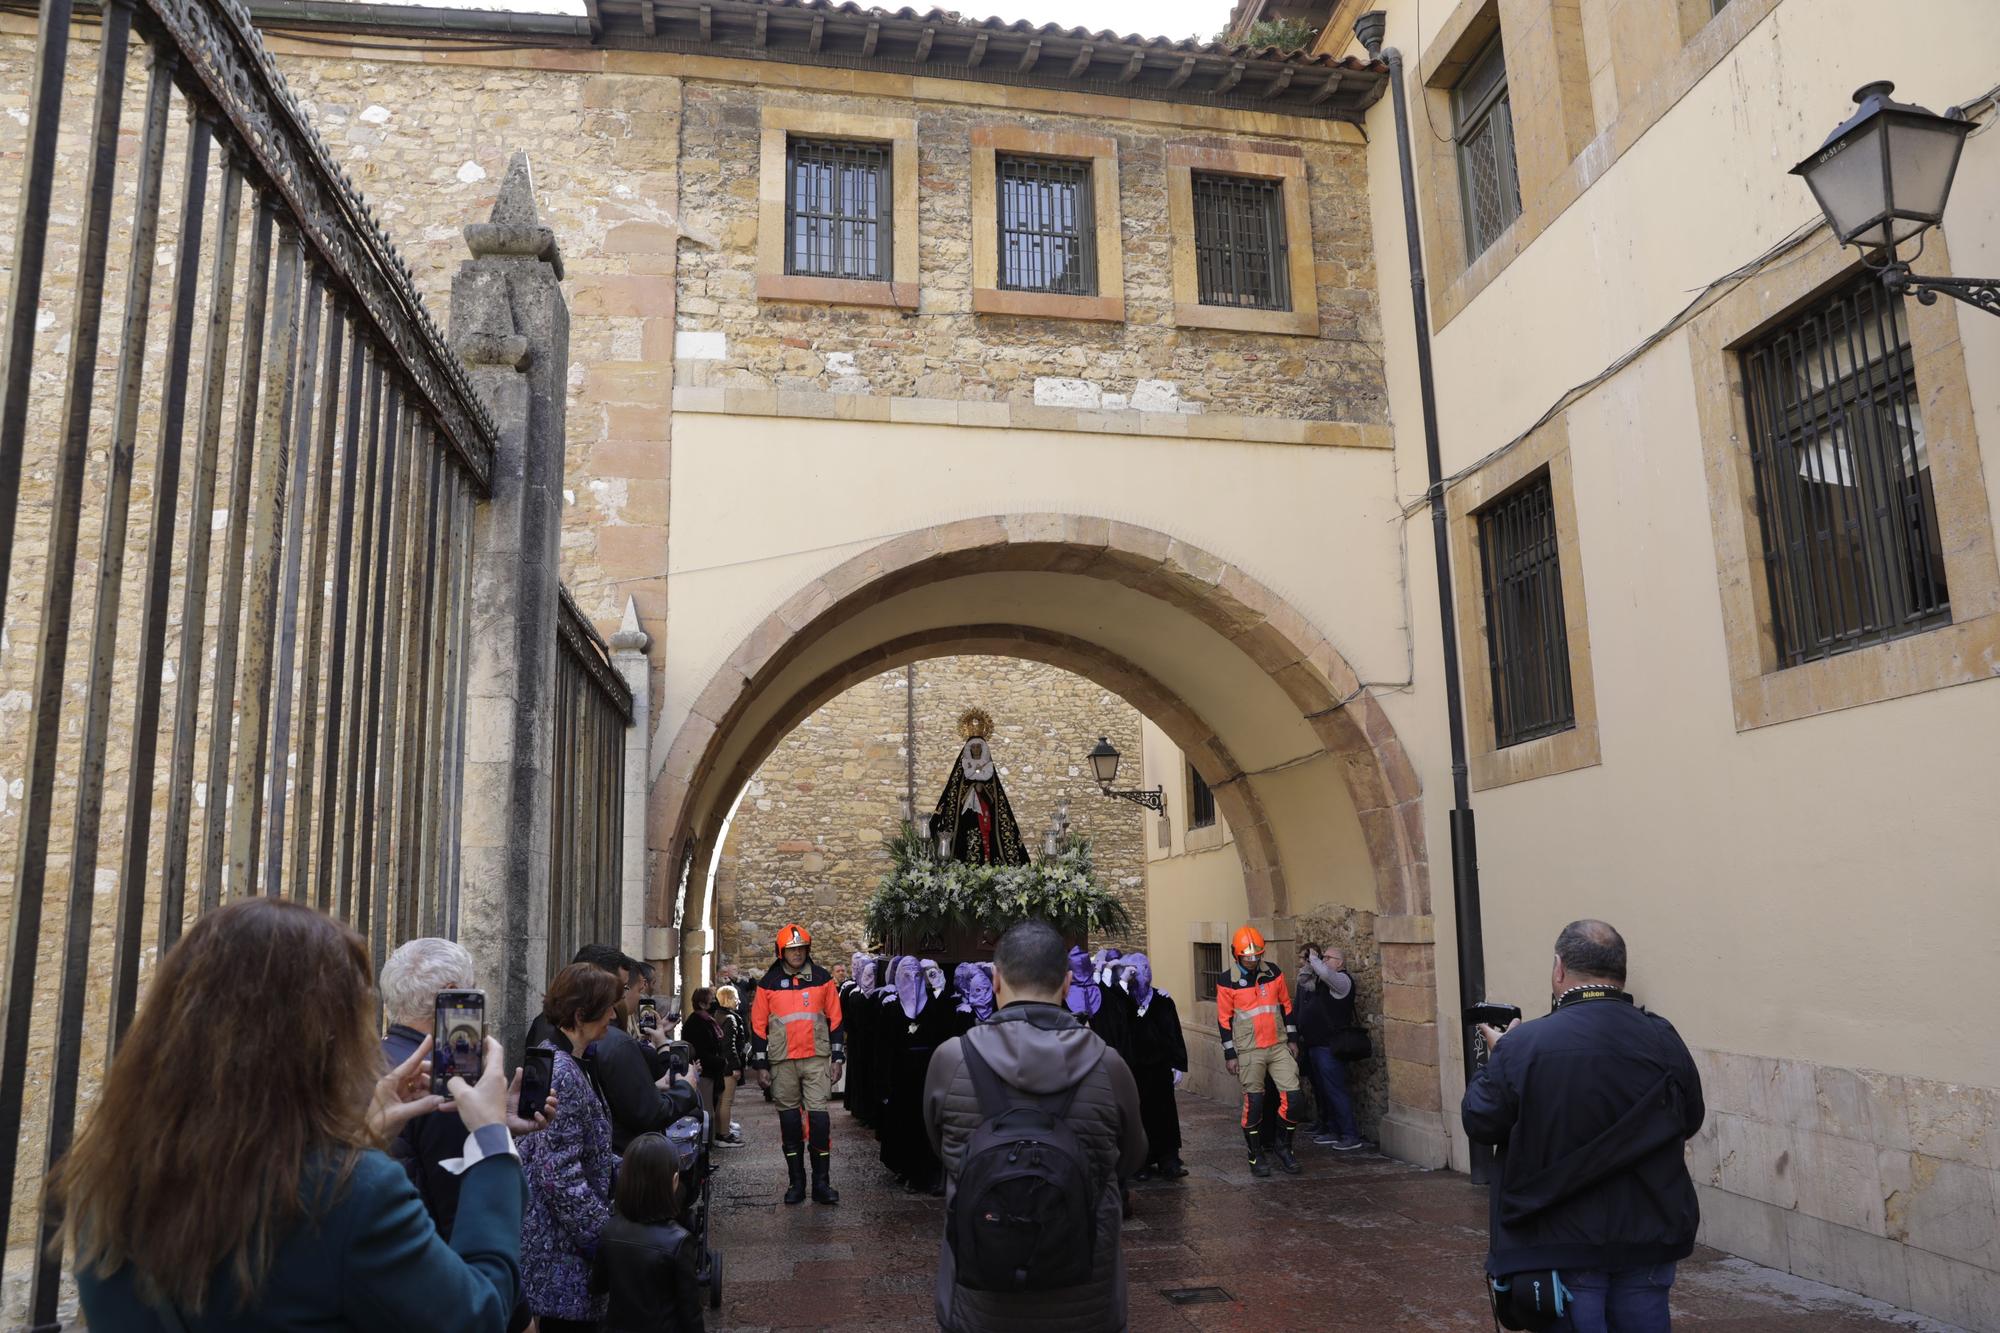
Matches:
[75,1145,523,1332]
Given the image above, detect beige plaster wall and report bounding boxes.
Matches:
[1358,0,2000,1322]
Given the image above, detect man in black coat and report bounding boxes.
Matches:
[533,942,701,1153]
[1462,920,1704,1333]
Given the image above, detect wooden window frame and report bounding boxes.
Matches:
[971,125,1124,322]
[1451,33,1522,262]
[1166,141,1318,336]
[758,107,918,309]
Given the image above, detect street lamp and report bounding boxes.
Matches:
[1792,81,1997,315]
[1085,736,1166,815]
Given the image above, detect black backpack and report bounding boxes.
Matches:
[947,1035,1100,1293]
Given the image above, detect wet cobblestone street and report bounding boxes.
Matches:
[701,1089,1962,1332]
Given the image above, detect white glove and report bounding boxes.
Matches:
[1172,1069,1185,1087]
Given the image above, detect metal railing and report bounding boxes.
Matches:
[0,0,496,1320]
[548,587,633,977]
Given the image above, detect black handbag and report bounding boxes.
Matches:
[1489,1269,1571,1330]
[1329,1024,1371,1062]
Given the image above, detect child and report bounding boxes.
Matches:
[593,1132,707,1332]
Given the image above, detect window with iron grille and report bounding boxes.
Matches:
[997,154,1096,295]
[1740,276,1947,668]
[1453,35,1521,261]
[1194,942,1225,1002]
[1477,471,1575,748]
[785,137,891,281]
[1191,172,1291,311]
[1188,764,1217,830]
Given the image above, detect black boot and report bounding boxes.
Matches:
[779,1108,808,1205]
[807,1111,839,1204]
[1242,1093,1270,1177]
[1273,1125,1301,1175]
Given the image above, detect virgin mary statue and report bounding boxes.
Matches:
[928,708,1030,866]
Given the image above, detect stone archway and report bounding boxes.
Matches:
[655,514,1443,1162]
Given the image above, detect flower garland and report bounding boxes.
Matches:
[863,822,1132,943]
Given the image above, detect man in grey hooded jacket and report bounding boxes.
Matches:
[923,920,1147,1333]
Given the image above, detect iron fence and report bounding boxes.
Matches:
[548,587,633,977]
[0,0,496,1320]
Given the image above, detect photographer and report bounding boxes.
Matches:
[561,943,700,1153]
[1463,920,1704,1333]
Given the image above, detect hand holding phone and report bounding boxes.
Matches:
[433,990,488,1097]
[513,1047,556,1133]
[1464,1001,1523,1030]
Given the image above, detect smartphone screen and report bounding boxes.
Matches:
[637,997,660,1031]
[517,1047,555,1122]
[433,989,486,1096]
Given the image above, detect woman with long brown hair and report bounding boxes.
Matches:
[50,897,521,1330]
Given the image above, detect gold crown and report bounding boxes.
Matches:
[958,707,994,741]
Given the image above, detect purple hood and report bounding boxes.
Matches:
[894,955,926,1018]
[1066,945,1101,1016]
[954,962,996,1021]
[1122,952,1154,1006]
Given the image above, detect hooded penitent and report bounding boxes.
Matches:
[848,951,869,983]
[922,959,947,997]
[853,957,878,992]
[954,962,996,1022]
[879,956,906,997]
[894,956,926,1019]
[1067,944,1102,1016]
[1123,952,1155,1009]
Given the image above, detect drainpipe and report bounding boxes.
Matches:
[1355,10,1490,1178]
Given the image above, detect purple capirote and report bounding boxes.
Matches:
[894,955,926,1017]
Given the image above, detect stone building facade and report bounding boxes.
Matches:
[710,655,1146,975]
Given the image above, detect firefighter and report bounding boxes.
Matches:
[750,923,846,1204]
[1215,924,1303,1177]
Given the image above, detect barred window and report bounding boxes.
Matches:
[1477,471,1575,748]
[1453,35,1521,261]
[1188,765,1217,830]
[1741,276,1947,668]
[1191,172,1291,311]
[785,137,891,281]
[998,154,1096,295]
[1194,942,1225,1002]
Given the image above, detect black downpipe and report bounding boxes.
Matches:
[1356,10,1490,1179]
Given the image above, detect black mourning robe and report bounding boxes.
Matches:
[876,987,959,1189]
[930,761,1030,866]
[1087,979,1138,1063]
[1128,990,1189,1165]
[838,981,872,1122]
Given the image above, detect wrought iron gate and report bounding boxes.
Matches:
[549,588,634,975]
[0,0,496,1321]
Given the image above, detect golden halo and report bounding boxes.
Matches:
[958,707,994,741]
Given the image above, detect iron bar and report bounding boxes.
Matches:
[263,268,327,897]
[289,300,348,905]
[318,333,368,915]
[161,152,244,948]
[227,221,306,899]
[0,0,135,1269]
[339,357,388,925]
[113,102,212,1049]
[198,193,276,909]
[365,391,416,960]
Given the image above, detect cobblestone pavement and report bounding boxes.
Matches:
[704,1087,1962,1332]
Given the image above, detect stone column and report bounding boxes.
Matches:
[452,152,568,1054]
[608,598,652,966]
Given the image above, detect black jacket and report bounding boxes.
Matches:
[1462,992,1705,1276]
[382,1024,472,1240]
[593,1215,706,1333]
[1295,973,1355,1048]
[684,1008,730,1077]
[593,1022,702,1154]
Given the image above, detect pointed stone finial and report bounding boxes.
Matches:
[609,596,650,654]
[489,151,540,228]
[464,149,564,278]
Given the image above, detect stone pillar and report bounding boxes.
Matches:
[608,598,652,966]
[452,152,569,1054]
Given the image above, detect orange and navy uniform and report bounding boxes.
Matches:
[750,961,845,1067]
[1214,961,1296,1060]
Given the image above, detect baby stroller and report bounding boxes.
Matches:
[659,1041,724,1310]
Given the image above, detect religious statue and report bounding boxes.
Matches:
[928,708,1030,866]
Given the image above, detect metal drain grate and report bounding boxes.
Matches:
[1161,1287,1233,1306]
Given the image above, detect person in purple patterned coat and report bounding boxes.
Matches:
[520,962,625,1333]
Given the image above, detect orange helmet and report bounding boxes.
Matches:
[1232,925,1266,959]
[774,923,812,954]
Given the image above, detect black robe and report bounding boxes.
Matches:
[1128,990,1188,1165]
[930,759,1030,865]
[838,981,873,1122]
[1084,980,1137,1063]
[876,987,959,1189]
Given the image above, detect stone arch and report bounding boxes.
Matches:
[657,513,1428,957]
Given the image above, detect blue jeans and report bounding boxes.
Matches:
[1553,1263,1676,1333]
[1303,1045,1358,1137]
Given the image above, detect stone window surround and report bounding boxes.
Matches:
[1165,140,1320,337]
[1446,413,1603,789]
[1690,226,2000,732]
[1185,760,1228,853]
[1410,0,1784,331]
[757,106,920,309]
[969,124,1126,322]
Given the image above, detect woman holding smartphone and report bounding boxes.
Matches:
[52,898,521,1331]
[520,962,624,1333]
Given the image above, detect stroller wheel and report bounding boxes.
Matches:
[707,1248,724,1310]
